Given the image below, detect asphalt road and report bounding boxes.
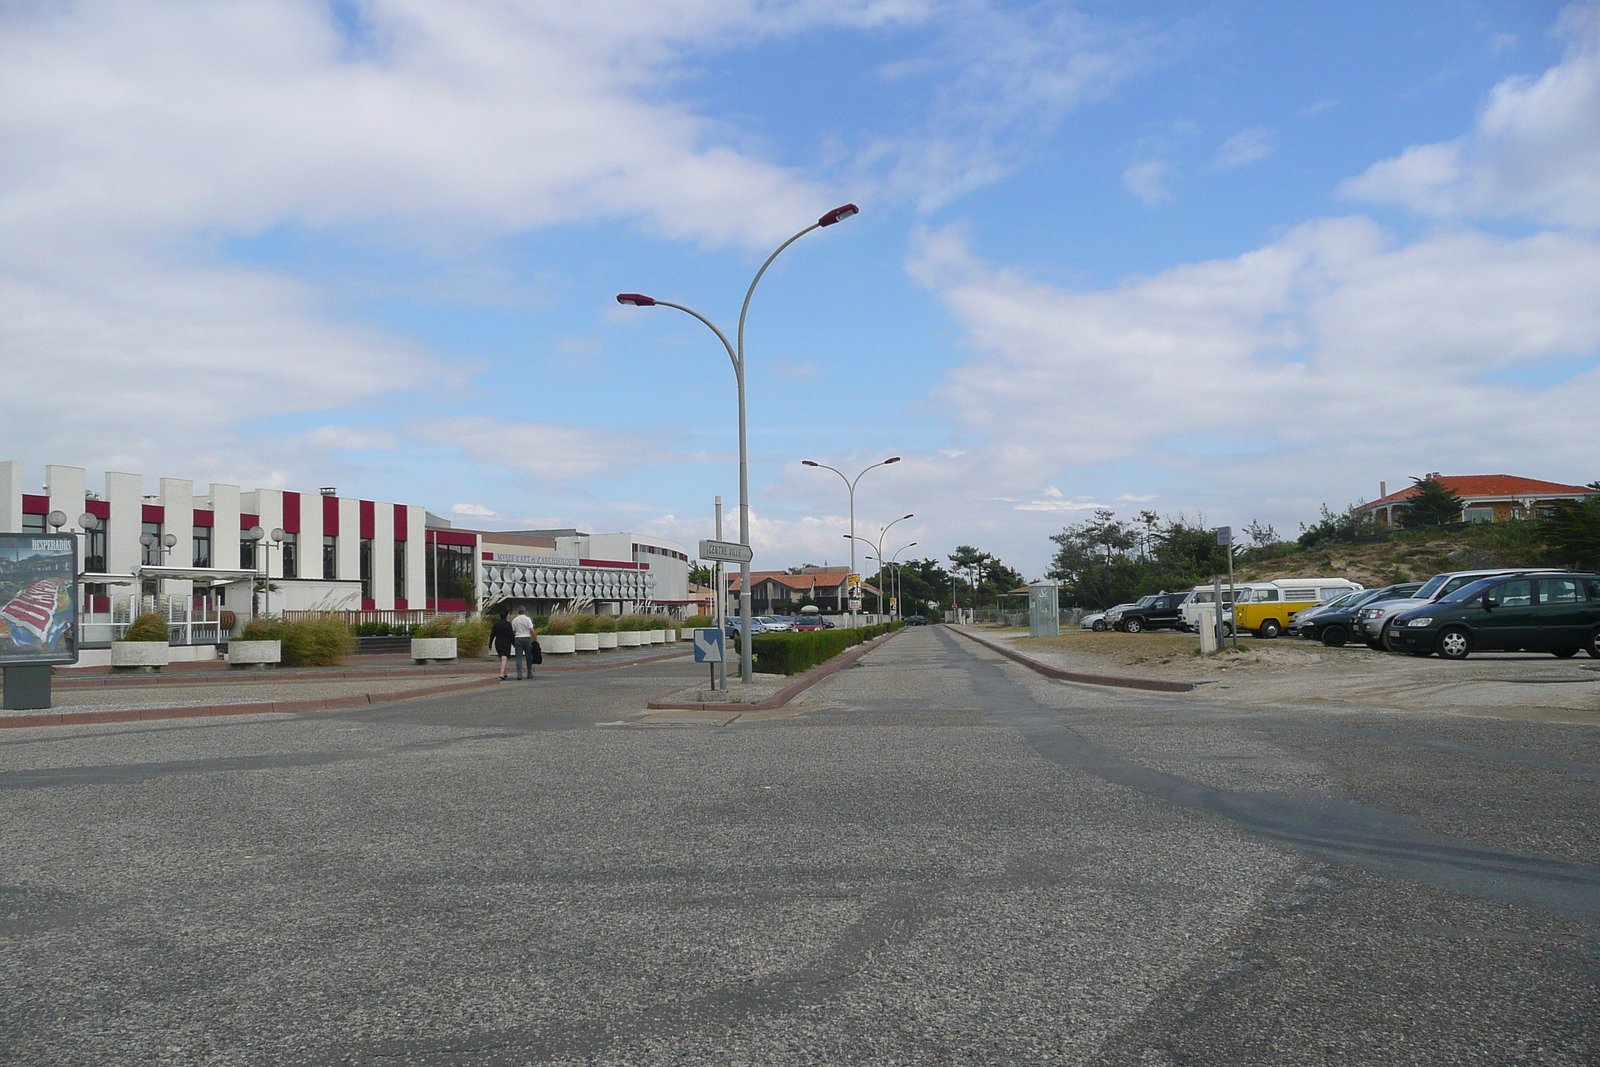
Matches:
[1,627,1595,1065]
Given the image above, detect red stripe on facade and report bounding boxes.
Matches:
[86,500,110,520]
[192,509,214,527]
[241,513,259,530]
[581,558,643,569]
[142,504,165,523]
[394,598,407,611]
[21,494,48,514]
[393,503,408,539]
[427,529,476,547]
[359,500,375,539]
[282,491,300,533]
[322,494,339,534]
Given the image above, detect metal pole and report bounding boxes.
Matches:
[714,495,725,691]
[848,484,855,628]
[1227,538,1238,649]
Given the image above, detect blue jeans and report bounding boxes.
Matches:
[514,636,534,678]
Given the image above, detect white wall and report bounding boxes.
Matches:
[157,476,194,602]
[337,497,360,584]
[209,483,241,570]
[104,472,142,577]
[405,505,426,607]
[0,460,21,533]
[298,491,322,582]
[372,501,395,609]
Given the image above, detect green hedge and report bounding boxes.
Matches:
[746,620,902,675]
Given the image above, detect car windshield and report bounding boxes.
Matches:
[1340,589,1383,609]
[1438,577,1500,603]
[1412,574,1450,600]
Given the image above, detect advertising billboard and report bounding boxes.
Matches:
[0,533,78,666]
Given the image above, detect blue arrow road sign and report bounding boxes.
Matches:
[692,627,724,663]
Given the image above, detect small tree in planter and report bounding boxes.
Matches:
[111,612,172,672]
[412,615,458,664]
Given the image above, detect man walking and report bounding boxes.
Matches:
[511,606,538,680]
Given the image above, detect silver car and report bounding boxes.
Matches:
[1354,569,1541,650]
[1103,595,1156,629]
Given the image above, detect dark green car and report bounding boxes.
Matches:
[1384,573,1600,660]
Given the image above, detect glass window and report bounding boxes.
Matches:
[22,513,45,534]
[84,526,107,573]
[323,535,337,580]
[1538,577,1581,604]
[192,526,212,568]
[240,536,257,570]
[1586,579,1600,602]
[360,538,373,599]
[394,541,406,600]
[281,532,298,579]
[1462,507,1494,523]
[142,521,163,565]
[1490,579,1532,607]
[424,541,474,603]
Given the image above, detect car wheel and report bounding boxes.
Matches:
[1321,625,1348,648]
[1584,627,1600,658]
[1258,619,1282,639]
[1552,648,1579,658]
[1092,619,1107,632]
[1221,622,1235,638]
[1365,639,1385,651]
[1124,617,1144,634]
[1437,627,1472,661]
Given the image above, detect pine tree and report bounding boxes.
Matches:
[1398,477,1465,528]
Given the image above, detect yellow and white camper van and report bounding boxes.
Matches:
[1232,578,1363,638]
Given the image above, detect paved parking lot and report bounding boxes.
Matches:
[2,627,1595,1064]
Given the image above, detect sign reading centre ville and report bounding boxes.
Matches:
[0,534,78,666]
[698,539,753,564]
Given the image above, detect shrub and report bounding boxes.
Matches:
[280,617,354,667]
[648,616,669,630]
[749,620,903,675]
[683,614,715,629]
[616,614,651,632]
[240,616,284,641]
[593,614,617,632]
[543,613,578,635]
[573,613,603,633]
[453,618,490,657]
[420,615,456,638]
[120,612,171,642]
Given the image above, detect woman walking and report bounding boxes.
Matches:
[490,611,515,680]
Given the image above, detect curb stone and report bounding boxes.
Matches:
[950,626,1196,693]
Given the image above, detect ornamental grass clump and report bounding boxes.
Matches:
[543,614,578,635]
[280,616,355,667]
[452,618,490,657]
[647,616,669,630]
[240,616,284,641]
[420,615,456,638]
[682,614,715,629]
[573,614,603,633]
[120,612,170,642]
[593,614,617,632]
[615,614,651,632]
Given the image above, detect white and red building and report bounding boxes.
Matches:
[1353,474,1600,526]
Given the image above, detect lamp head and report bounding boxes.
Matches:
[47,510,67,530]
[884,456,901,464]
[271,528,285,542]
[818,203,860,227]
[247,526,265,542]
[901,513,914,520]
[801,460,819,467]
[615,293,657,307]
[78,512,98,530]
[162,533,177,548]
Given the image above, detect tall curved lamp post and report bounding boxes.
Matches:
[866,541,917,621]
[801,456,898,626]
[618,203,859,682]
[845,511,913,621]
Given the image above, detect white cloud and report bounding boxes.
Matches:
[416,416,666,482]
[1339,7,1600,228]
[451,503,500,518]
[1214,127,1272,170]
[1122,161,1173,206]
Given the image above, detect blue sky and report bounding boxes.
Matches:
[2,1,1597,577]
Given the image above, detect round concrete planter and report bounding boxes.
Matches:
[411,637,458,664]
[574,633,600,653]
[664,629,676,642]
[538,634,576,655]
[227,640,281,669]
[597,632,619,650]
[618,631,643,647]
[647,630,665,644]
[111,641,170,672]
[680,629,694,641]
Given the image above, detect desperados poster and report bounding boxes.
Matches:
[0,533,78,665]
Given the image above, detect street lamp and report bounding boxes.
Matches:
[865,541,917,621]
[844,512,913,622]
[801,456,899,626]
[245,526,285,616]
[617,203,859,683]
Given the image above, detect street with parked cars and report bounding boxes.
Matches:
[1079,567,1600,662]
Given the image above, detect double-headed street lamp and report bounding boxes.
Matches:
[801,456,899,626]
[845,511,913,621]
[867,541,917,621]
[618,203,859,683]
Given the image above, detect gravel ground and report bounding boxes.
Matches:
[0,628,1594,1065]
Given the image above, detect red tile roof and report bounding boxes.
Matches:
[1360,475,1599,509]
[727,569,876,594]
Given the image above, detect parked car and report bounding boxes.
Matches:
[1103,596,1157,630]
[757,615,793,632]
[1087,603,1139,632]
[1295,583,1423,646]
[904,615,927,626]
[793,615,827,631]
[725,616,769,637]
[1385,573,1600,659]
[1115,591,1193,633]
[1232,578,1365,639]
[1178,584,1254,636]
[1354,569,1547,650]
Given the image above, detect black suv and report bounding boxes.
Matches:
[1116,591,1193,633]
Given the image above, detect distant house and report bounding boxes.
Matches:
[726,566,877,615]
[1353,474,1600,527]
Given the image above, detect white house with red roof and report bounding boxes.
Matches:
[1353,474,1600,527]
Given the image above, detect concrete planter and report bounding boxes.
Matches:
[411,637,458,664]
[597,632,619,650]
[574,633,600,653]
[538,634,576,655]
[665,629,676,642]
[647,630,665,644]
[618,631,643,647]
[111,641,170,672]
[680,629,694,641]
[227,640,281,669]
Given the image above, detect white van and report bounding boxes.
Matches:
[1179,584,1260,635]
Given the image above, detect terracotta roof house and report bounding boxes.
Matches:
[1353,474,1600,526]
[726,566,877,614]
